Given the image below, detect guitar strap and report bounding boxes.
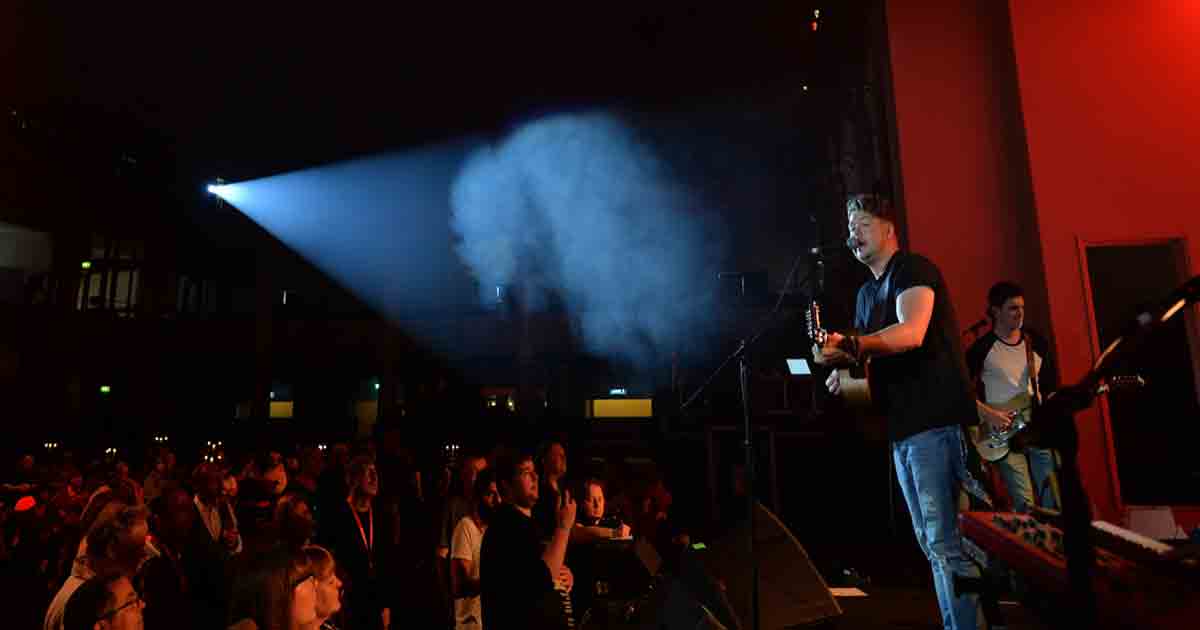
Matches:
[1023,330,1041,406]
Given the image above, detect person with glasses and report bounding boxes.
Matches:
[62,573,144,630]
[45,504,148,630]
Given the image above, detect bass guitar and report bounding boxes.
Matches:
[971,375,1144,462]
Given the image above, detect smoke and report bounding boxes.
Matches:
[450,111,726,369]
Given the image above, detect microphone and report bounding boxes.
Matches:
[814,252,825,297]
[809,239,851,255]
[964,318,989,335]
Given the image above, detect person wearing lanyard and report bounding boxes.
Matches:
[318,456,393,630]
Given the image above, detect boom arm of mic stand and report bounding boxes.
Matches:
[679,258,816,412]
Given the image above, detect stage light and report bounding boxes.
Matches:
[81,261,92,270]
[99,385,112,394]
[207,176,227,196]
[374,383,381,391]
[609,387,627,396]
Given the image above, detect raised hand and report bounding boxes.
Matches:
[556,488,577,531]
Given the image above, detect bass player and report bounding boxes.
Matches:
[966,281,1061,513]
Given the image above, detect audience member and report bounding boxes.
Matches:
[45,503,148,630]
[317,456,393,630]
[532,440,567,538]
[62,573,144,630]
[187,463,240,630]
[303,545,344,630]
[142,456,168,504]
[229,547,318,630]
[480,452,575,630]
[141,487,195,629]
[450,469,499,630]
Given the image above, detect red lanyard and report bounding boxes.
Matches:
[348,499,373,560]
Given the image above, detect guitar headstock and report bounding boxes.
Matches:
[807,301,827,346]
[1096,374,1146,394]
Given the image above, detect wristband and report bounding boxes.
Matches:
[837,334,861,361]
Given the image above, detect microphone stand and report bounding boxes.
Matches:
[681,248,818,630]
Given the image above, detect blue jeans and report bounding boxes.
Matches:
[994,446,1060,513]
[893,425,981,630]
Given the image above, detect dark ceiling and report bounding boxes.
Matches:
[5,3,857,182]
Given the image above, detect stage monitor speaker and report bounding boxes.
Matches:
[702,501,842,629]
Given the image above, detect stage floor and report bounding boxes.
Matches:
[809,538,1056,629]
[832,586,1053,630]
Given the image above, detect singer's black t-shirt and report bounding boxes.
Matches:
[854,251,977,442]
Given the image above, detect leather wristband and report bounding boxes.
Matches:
[837,334,861,361]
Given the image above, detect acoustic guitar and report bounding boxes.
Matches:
[971,375,1144,462]
[807,301,876,410]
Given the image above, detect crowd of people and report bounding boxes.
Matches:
[1,434,686,630]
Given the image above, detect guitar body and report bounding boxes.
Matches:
[835,362,875,411]
[808,301,880,415]
[970,393,1033,462]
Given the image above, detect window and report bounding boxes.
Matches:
[76,235,143,316]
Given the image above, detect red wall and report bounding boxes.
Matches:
[886,1,1200,526]
[884,0,1053,336]
[1008,1,1200,526]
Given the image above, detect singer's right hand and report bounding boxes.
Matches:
[825,370,841,396]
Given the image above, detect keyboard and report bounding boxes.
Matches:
[960,512,1200,629]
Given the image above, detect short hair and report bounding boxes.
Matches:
[580,477,606,496]
[460,451,487,470]
[86,503,147,560]
[192,462,223,491]
[846,193,897,222]
[987,281,1024,311]
[493,451,534,490]
[345,455,375,486]
[274,493,314,550]
[472,468,497,499]
[63,573,125,630]
[79,487,116,535]
[537,439,566,464]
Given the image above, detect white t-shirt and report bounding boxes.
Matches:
[980,338,1043,405]
[450,515,484,629]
